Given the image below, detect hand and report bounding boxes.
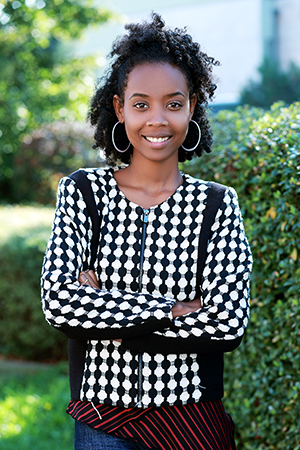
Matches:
[78,270,100,289]
[171,298,202,318]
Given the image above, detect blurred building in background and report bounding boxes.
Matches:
[74,0,300,108]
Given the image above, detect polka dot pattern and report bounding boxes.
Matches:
[41,168,252,408]
[81,340,203,408]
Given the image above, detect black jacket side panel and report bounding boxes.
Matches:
[68,339,87,400]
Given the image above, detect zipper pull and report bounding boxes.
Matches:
[143,209,149,223]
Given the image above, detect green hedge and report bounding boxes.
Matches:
[0,102,299,448]
[13,121,102,205]
[0,206,68,361]
[183,102,300,449]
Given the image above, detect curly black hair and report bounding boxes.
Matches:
[88,12,219,165]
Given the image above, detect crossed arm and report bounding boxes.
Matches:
[41,177,252,354]
[79,268,201,318]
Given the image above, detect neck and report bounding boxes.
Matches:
[125,151,181,192]
[113,151,183,208]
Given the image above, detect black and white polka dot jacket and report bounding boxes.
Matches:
[41,168,252,408]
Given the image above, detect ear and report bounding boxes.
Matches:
[189,94,197,120]
[113,95,125,123]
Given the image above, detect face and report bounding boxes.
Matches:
[113,63,196,164]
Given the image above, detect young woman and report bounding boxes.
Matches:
[41,13,252,450]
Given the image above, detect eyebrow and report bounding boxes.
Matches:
[129,91,186,100]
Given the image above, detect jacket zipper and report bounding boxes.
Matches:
[136,208,149,408]
[138,209,149,289]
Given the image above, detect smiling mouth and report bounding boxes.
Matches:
[144,136,170,143]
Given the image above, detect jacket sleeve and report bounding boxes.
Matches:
[122,187,252,354]
[41,177,175,340]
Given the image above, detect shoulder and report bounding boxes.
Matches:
[183,173,241,213]
[59,167,117,192]
[55,168,112,201]
[67,167,113,184]
[183,172,233,197]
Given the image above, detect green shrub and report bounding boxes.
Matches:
[0,206,68,361]
[13,121,103,205]
[183,102,300,449]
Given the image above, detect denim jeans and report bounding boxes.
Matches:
[74,421,145,450]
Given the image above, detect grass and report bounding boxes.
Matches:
[0,361,73,449]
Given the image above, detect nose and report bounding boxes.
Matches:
[146,107,169,127]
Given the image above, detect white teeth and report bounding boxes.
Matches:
[145,136,169,143]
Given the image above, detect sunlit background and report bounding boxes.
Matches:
[0,1,299,449]
[1,0,300,203]
[74,0,300,107]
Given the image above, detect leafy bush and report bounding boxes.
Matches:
[14,121,102,205]
[183,102,300,449]
[0,206,67,361]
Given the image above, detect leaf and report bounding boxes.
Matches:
[266,206,277,219]
[290,248,298,261]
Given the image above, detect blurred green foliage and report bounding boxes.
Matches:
[0,205,67,361]
[15,120,103,204]
[183,102,300,449]
[0,362,72,449]
[0,0,112,203]
[240,59,300,108]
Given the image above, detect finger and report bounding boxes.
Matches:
[83,276,91,285]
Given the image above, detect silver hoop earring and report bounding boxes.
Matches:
[181,120,201,152]
[112,121,131,153]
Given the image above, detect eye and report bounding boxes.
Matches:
[168,101,182,109]
[133,102,148,110]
